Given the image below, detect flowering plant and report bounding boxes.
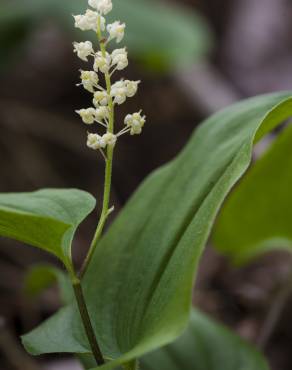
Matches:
[73,0,145,282]
[0,1,292,370]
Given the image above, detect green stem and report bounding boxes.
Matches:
[79,19,115,279]
[72,277,105,366]
[79,146,113,278]
[70,16,114,369]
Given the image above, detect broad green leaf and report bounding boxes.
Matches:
[24,264,73,304]
[0,189,96,270]
[79,309,269,370]
[22,92,292,369]
[0,0,212,71]
[212,122,292,264]
[141,309,269,370]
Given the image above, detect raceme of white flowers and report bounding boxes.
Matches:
[73,0,146,154]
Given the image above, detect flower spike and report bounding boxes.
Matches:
[73,0,146,155]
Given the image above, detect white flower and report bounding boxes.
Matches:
[76,105,109,125]
[110,80,139,105]
[124,111,146,135]
[110,80,127,105]
[103,132,117,146]
[87,133,107,150]
[80,71,99,93]
[111,48,128,70]
[94,51,111,73]
[95,106,109,121]
[107,21,125,43]
[74,10,105,32]
[73,41,93,61]
[124,80,140,97]
[88,0,112,15]
[93,91,109,106]
[86,132,116,150]
[76,108,96,124]
[74,14,89,31]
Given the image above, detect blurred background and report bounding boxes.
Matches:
[1,0,292,369]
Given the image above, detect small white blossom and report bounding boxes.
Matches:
[94,51,111,73]
[107,21,125,43]
[73,41,93,61]
[87,132,116,150]
[80,70,99,93]
[124,111,146,135]
[87,133,106,150]
[103,132,117,146]
[93,91,109,106]
[76,108,96,124]
[95,106,109,121]
[110,80,139,105]
[88,0,112,15]
[110,80,127,105]
[74,10,105,32]
[74,14,89,31]
[111,48,128,70]
[124,80,140,97]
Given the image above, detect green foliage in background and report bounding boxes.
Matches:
[15,92,291,369]
[0,0,212,71]
[140,309,269,370]
[0,189,95,271]
[24,264,73,303]
[213,121,292,264]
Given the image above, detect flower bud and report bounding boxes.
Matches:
[95,106,109,121]
[73,41,93,61]
[87,133,106,150]
[124,111,146,135]
[80,70,99,93]
[74,10,105,32]
[76,108,96,124]
[124,80,140,97]
[93,91,109,106]
[103,132,117,147]
[110,81,127,105]
[107,21,125,43]
[88,0,112,15]
[111,48,128,70]
[94,51,111,73]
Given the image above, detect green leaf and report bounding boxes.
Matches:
[79,309,269,370]
[212,122,292,264]
[24,264,73,304]
[0,189,96,270]
[0,0,212,71]
[141,309,269,370]
[22,93,292,369]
